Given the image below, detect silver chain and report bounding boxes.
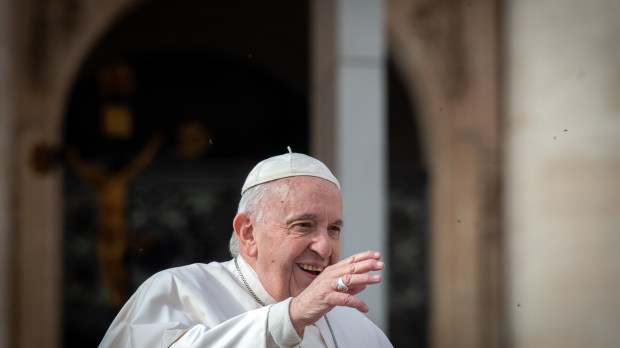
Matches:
[234,256,266,306]
[234,257,339,348]
[323,313,340,348]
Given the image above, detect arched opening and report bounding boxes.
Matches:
[60,0,309,345]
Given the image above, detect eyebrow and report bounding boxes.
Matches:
[286,213,344,227]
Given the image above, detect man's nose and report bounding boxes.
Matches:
[309,230,332,258]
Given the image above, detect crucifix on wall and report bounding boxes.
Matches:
[67,136,163,309]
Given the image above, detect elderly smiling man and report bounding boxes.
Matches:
[100,151,392,347]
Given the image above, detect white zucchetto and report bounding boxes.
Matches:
[241,148,340,195]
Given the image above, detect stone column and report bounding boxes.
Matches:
[0,0,15,345]
[312,0,388,331]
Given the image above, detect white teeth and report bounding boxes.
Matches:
[299,264,324,272]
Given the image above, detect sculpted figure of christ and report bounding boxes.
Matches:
[67,135,163,309]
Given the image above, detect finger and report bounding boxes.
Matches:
[323,252,382,277]
[346,284,367,296]
[332,293,369,313]
[341,258,384,276]
[331,273,380,296]
[340,251,381,266]
[343,273,382,288]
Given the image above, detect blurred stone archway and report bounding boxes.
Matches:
[11,0,502,347]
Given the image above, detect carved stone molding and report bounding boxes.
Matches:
[408,0,469,100]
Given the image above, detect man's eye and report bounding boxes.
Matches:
[295,222,313,229]
[328,227,341,238]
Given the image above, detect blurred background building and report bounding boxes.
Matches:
[0,0,618,347]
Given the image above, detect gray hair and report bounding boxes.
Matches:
[229,181,277,257]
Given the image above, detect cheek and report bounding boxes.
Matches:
[331,240,341,261]
[273,242,299,264]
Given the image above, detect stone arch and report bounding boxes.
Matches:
[16,0,312,346]
[14,1,173,347]
[387,0,503,347]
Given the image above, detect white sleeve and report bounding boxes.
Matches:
[169,306,273,348]
[171,299,302,348]
[267,298,303,347]
[99,270,303,348]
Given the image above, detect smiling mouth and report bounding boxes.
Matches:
[297,263,324,276]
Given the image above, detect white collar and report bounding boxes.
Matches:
[234,255,277,306]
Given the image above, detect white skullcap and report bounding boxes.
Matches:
[241,148,340,195]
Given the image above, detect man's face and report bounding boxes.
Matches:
[250,176,343,301]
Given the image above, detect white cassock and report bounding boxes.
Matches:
[100,256,393,347]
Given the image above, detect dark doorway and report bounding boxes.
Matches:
[61,0,308,346]
[387,58,429,348]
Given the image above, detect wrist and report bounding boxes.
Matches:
[289,297,306,337]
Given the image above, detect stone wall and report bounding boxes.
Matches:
[505,1,620,347]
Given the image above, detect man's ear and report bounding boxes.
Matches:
[233,213,258,257]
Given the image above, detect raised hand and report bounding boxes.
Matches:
[289,250,384,335]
